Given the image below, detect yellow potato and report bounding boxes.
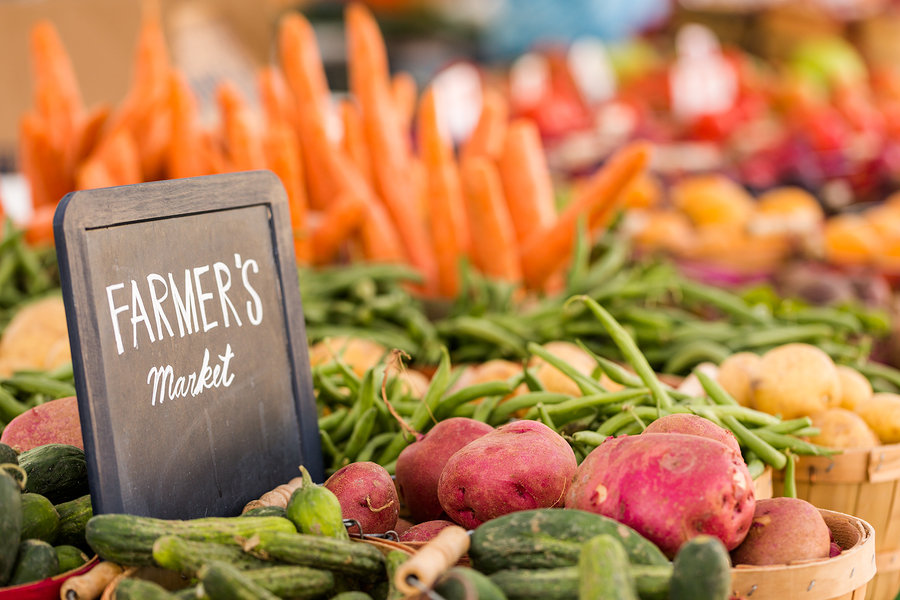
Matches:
[855,393,900,444]
[0,296,70,376]
[808,408,879,449]
[716,352,761,407]
[528,341,597,397]
[835,365,873,411]
[751,343,841,419]
[452,359,528,406]
[308,336,387,377]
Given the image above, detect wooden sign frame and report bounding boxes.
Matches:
[53,171,323,518]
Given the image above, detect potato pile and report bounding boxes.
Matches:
[716,342,893,449]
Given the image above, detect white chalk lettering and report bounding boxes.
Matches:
[193,265,217,333]
[213,261,242,328]
[130,279,155,350]
[147,344,236,406]
[106,283,128,355]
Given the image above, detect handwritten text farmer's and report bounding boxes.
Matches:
[104,253,263,406]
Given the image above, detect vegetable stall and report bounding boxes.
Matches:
[1,1,900,599]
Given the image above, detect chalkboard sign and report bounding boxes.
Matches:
[53,171,323,519]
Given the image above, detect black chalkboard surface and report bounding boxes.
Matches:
[53,170,323,519]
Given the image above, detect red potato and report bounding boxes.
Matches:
[642,413,741,454]
[437,420,577,529]
[394,517,414,536]
[730,497,831,566]
[565,433,755,558]
[399,519,456,542]
[395,417,494,522]
[324,461,399,534]
[0,396,82,452]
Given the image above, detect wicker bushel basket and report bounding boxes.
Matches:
[773,445,900,600]
[731,509,876,600]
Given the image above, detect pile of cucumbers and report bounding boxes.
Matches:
[0,442,93,589]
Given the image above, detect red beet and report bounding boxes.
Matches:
[324,461,399,534]
[642,413,741,454]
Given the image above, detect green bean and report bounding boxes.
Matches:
[527,342,606,396]
[571,430,610,447]
[578,236,630,292]
[615,422,644,436]
[449,403,477,419]
[614,306,676,332]
[46,362,75,382]
[2,375,75,399]
[783,452,797,499]
[695,370,738,406]
[314,373,352,406]
[438,316,527,358]
[746,458,766,480]
[728,324,835,351]
[473,396,502,423]
[319,429,339,462]
[785,306,863,333]
[434,380,515,420]
[0,386,28,422]
[330,400,362,444]
[720,416,787,470]
[0,252,19,292]
[523,388,651,426]
[762,417,814,435]
[589,353,643,388]
[595,409,648,437]
[678,279,772,325]
[572,296,672,410]
[318,407,349,432]
[340,407,378,463]
[523,366,547,392]
[488,392,572,425]
[788,427,820,438]
[300,263,423,296]
[855,361,900,391]
[663,340,731,375]
[565,218,591,294]
[536,403,557,430]
[753,430,837,456]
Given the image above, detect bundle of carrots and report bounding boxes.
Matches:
[17,0,652,296]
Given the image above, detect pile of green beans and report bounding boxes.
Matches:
[299,234,900,389]
[0,362,77,434]
[0,220,59,334]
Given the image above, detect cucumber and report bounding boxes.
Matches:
[151,535,272,574]
[115,577,178,599]
[17,444,88,503]
[0,442,17,466]
[198,560,280,600]
[469,508,668,574]
[669,535,731,600]
[85,514,297,566]
[433,567,508,600]
[240,505,286,518]
[330,593,373,600]
[21,492,60,544]
[54,544,89,574]
[578,534,638,600]
[385,549,408,600]
[8,539,59,586]
[241,565,335,599]
[247,530,385,577]
[170,566,335,600]
[286,465,349,540]
[488,564,673,600]
[0,468,23,585]
[55,494,92,551]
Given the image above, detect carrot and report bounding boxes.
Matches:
[339,99,373,186]
[28,20,84,151]
[278,12,343,210]
[346,3,436,280]
[391,71,417,143]
[310,194,367,265]
[520,141,652,288]
[216,81,267,171]
[425,163,467,297]
[77,129,142,189]
[460,156,521,283]
[64,104,111,183]
[498,119,556,243]
[258,66,298,131]
[417,86,470,256]
[167,70,210,179]
[18,112,71,209]
[461,87,508,162]
[102,0,171,180]
[264,121,311,264]
[24,204,57,247]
